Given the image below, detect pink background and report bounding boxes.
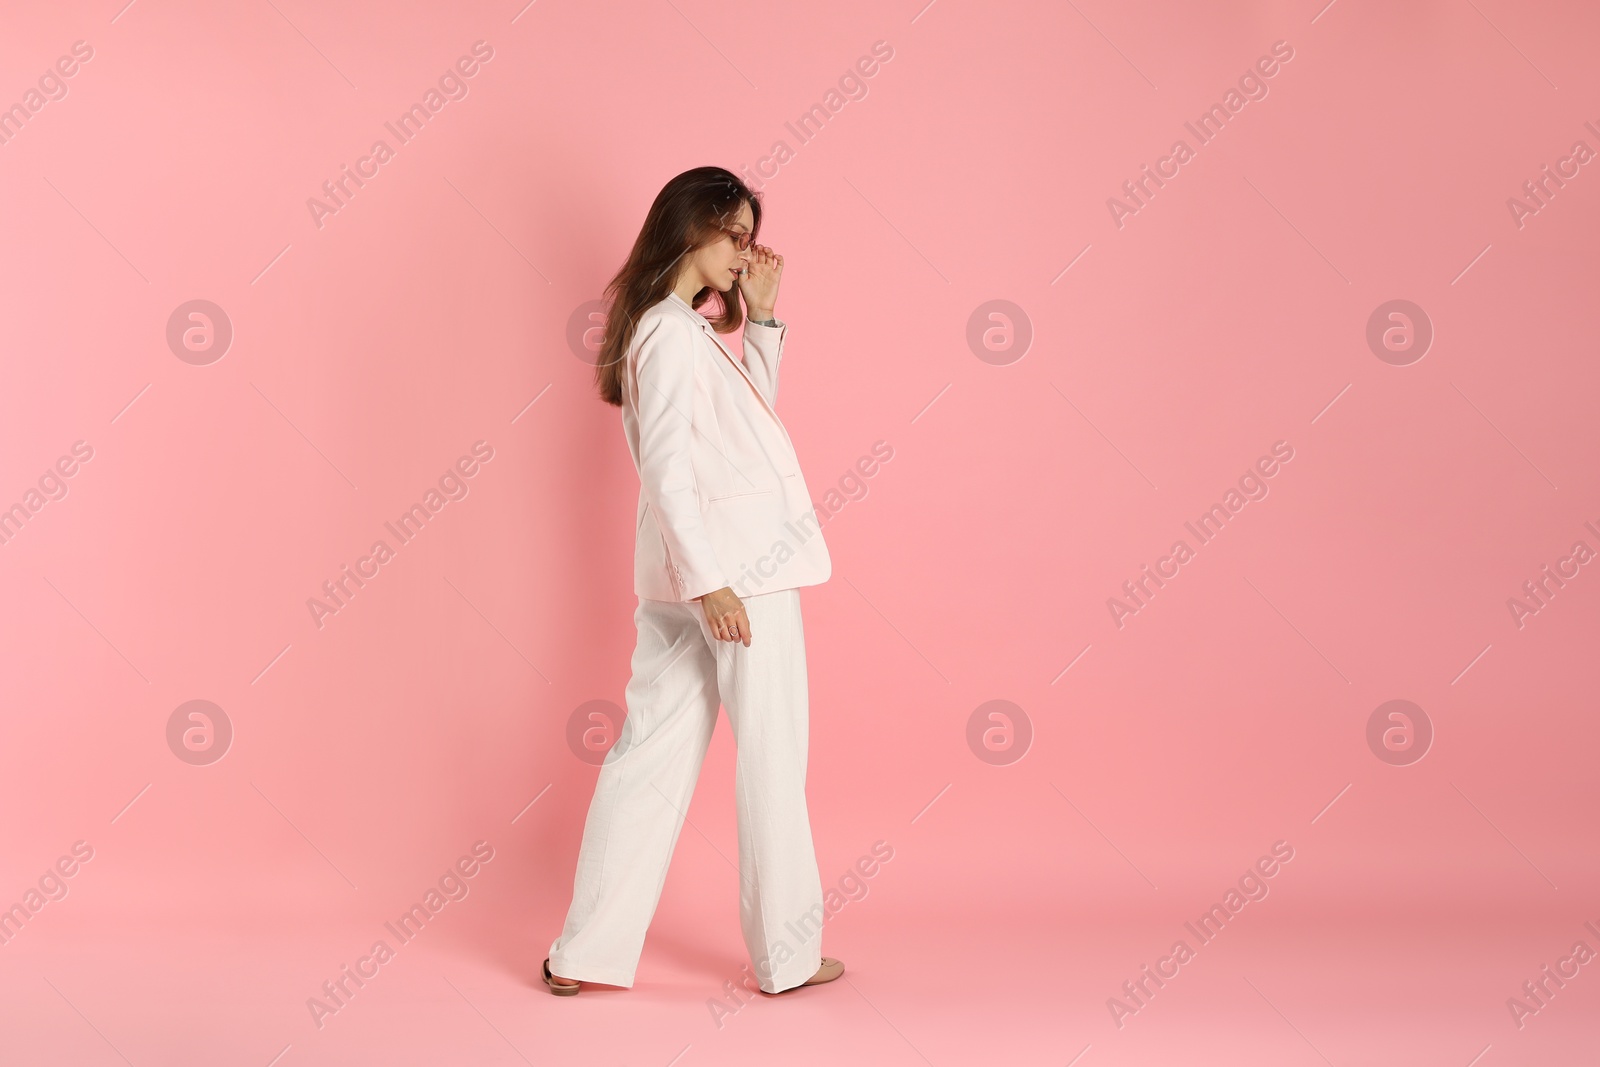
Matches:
[3,0,1598,1063]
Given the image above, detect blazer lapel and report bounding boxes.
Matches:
[695,318,781,424]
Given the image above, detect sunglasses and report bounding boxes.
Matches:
[719,228,754,252]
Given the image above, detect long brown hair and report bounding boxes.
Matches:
[594,166,763,407]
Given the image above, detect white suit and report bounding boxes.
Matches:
[623,291,832,601]
[548,292,829,994]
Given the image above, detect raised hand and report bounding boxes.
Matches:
[737,244,783,318]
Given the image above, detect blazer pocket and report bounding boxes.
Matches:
[707,488,774,501]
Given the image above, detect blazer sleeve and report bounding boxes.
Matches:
[631,315,729,600]
[740,318,786,407]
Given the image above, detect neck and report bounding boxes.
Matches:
[672,274,704,306]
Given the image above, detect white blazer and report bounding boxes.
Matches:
[621,291,832,602]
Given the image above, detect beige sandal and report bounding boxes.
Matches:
[761,956,844,994]
[542,958,580,996]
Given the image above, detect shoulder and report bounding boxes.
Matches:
[625,303,701,395]
[632,298,700,351]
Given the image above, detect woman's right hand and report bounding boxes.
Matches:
[696,587,752,646]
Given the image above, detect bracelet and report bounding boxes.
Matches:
[751,317,779,328]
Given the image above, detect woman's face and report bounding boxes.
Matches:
[686,199,754,294]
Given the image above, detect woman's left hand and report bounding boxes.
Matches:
[737,243,783,317]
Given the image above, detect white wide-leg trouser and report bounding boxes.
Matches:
[548,587,825,994]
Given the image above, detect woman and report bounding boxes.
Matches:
[543,167,843,997]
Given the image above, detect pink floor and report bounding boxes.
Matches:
[6,0,1600,1063]
[5,806,1597,1065]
